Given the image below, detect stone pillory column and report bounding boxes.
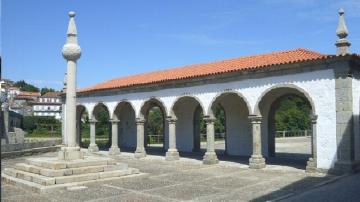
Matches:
[58,11,83,160]
[109,119,121,155]
[248,115,266,169]
[336,8,351,56]
[165,117,180,161]
[135,118,146,158]
[203,117,219,165]
[88,119,99,152]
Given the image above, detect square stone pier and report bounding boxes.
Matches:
[1,155,140,193]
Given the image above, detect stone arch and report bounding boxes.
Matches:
[170,95,205,152]
[138,97,168,119]
[112,100,136,120]
[92,102,110,120]
[255,83,315,162]
[170,95,205,118]
[139,97,168,149]
[207,91,252,156]
[76,104,89,148]
[254,84,316,116]
[113,100,137,150]
[207,91,252,118]
[92,102,111,150]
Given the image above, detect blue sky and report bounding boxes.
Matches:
[2,0,360,90]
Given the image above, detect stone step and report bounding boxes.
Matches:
[26,158,67,170]
[54,167,140,184]
[55,172,100,184]
[4,168,55,186]
[15,163,42,175]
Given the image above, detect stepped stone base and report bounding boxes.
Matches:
[1,156,140,193]
[203,152,219,165]
[249,155,266,169]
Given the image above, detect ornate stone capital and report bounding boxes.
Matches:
[166,116,177,124]
[203,117,216,124]
[136,118,145,125]
[89,119,98,124]
[310,114,318,124]
[248,114,262,124]
[109,119,120,124]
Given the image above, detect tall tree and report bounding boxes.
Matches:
[40,87,55,95]
[274,96,311,131]
[13,80,39,92]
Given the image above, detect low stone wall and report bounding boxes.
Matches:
[1,139,62,159]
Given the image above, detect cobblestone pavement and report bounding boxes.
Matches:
[1,148,338,202]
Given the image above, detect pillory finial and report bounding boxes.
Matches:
[335,8,351,56]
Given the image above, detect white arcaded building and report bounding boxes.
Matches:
[63,9,360,173]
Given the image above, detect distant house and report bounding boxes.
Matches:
[10,91,41,116]
[32,92,62,119]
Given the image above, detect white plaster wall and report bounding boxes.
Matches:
[220,96,251,156]
[77,69,337,169]
[173,100,199,152]
[353,74,360,161]
[118,105,137,148]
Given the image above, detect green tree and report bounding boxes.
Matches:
[40,87,55,95]
[274,96,311,131]
[147,107,164,143]
[13,80,39,92]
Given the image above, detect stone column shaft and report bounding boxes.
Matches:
[203,117,218,165]
[306,115,318,172]
[135,118,146,158]
[65,60,77,148]
[166,117,179,160]
[249,115,265,169]
[88,119,99,152]
[109,119,121,155]
[58,11,83,160]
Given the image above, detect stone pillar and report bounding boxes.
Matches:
[109,119,121,155]
[134,118,146,158]
[333,65,355,173]
[165,117,180,160]
[249,115,266,169]
[203,117,219,165]
[88,119,99,152]
[306,114,318,172]
[76,119,81,147]
[58,11,83,160]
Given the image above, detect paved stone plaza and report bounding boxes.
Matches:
[1,138,339,202]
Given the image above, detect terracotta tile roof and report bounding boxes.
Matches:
[42,92,61,98]
[18,91,41,97]
[79,48,334,93]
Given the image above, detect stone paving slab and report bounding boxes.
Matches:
[1,151,340,202]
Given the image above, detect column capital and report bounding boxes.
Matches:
[248,114,262,123]
[310,114,318,124]
[136,118,145,125]
[109,119,120,124]
[166,116,177,123]
[203,117,216,124]
[89,119,98,124]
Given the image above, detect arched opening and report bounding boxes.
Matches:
[257,86,314,169]
[171,96,205,156]
[76,105,89,148]
[209,92,251,156]
[113,102,137,152]
[140,98,167,153]
[92,103,111,151]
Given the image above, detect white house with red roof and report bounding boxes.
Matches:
[33,92,62,119]
[65,9,359,173]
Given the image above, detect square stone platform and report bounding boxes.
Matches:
[1,155,140,193]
